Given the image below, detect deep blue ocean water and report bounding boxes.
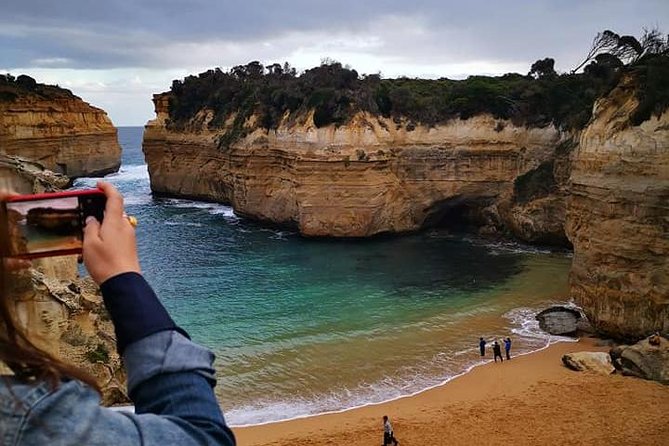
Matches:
[76,127,573,426]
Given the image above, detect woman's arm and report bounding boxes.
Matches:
[81,181,236,445]
[100,272,235,444]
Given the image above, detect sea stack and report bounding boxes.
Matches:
[0,74,121,178]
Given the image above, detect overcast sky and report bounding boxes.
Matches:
[1,1,666,125]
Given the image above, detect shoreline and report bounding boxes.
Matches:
[230,336,577,429]
[235,337,669,446]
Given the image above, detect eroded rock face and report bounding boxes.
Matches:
[144,95,566,238]
[498,140,575,246]
[0,93,121,178]
[566,76,669,340]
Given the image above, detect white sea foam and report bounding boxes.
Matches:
[225,358,491,427]
[258,227,296,240]
[73,164,152,205]
[74,164,149,186]
[105,164,150,183]
[164,199,240,221]
[454,235,574,257]
[504,305,578,345]
[163,221,204,227]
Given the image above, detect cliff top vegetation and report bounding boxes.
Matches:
[0,73,78,103]
[164,28,667,148]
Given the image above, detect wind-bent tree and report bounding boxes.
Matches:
[639,27,669,56]
[572,30,620,73]
[573,28,668,73]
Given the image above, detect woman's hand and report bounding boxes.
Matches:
[83,181,141,285]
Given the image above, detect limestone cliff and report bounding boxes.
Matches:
[0,82,121,178]
[566,75,669,340]
[144,94,566,238]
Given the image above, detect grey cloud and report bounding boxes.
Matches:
[2,0,667,72]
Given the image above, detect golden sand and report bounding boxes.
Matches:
[235,338,669,446]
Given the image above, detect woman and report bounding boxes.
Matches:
[0,182,236,445]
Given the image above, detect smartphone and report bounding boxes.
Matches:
[0,189,106,259]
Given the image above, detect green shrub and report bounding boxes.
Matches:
[630,54,669,125]
[165,31,668,147]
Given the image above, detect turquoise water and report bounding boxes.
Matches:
[76,127,573,426]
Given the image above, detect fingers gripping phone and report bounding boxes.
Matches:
[0,189,106,259]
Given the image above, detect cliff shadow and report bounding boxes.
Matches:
[421,195,496,234]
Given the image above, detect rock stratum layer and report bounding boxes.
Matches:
[144,95,566,239]
[0,92,121,178]
[566,76,669,340]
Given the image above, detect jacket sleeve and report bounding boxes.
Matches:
[18,379,236,446]
[99,271,184,354]
[98,272,236,445]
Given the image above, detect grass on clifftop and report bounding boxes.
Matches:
[165,29,668,150]
[629,54,669,125]
[167,61,611,141]
[0,74,78,103]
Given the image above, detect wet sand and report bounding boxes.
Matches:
[235,338,669,446]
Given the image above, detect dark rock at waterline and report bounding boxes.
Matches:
[536,306,582,336]
[610,335,669,385]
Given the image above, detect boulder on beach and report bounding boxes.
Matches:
[610,335,669,385]
[536,306,582,336]
[562,352,614,375]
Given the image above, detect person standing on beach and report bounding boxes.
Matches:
[479,337,487,356]
[382,415,399,446]
[504,337,512,360]
[493,340,504,362]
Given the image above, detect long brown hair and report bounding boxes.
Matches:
[0,259,101,393]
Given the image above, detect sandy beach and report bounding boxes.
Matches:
[236,338,669,446]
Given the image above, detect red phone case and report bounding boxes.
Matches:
[2,188,106,260]
[5,188,105,203]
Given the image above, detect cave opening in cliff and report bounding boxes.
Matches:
[422,196,493,233]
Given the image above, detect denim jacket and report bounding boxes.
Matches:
[0,273,236,446]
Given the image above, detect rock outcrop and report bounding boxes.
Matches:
[566,75,669,340]
[144,94,567,239]
[562,351,615,375]
[610,336,669,385]
[0,153,70,193]
[0,83,121,178]
[536,306,583,336]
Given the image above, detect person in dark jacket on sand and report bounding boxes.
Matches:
[479,337,487,356]
[383,415,399,446]
[493,340,504,362]
[504,337,512,360]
